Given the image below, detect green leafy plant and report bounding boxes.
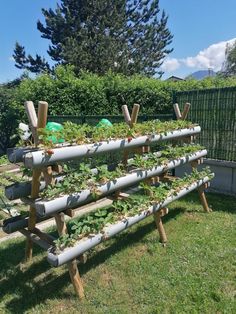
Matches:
[54,167,214,251]
[36,119,198,149]
[41,144,206,200]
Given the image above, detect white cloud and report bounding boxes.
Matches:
[182,38,236,71]
[8,56,14,62]
[162,38,236,73]
[161,57,180,72]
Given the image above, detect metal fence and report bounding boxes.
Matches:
[48,113,173,125]
[174,87,236,162]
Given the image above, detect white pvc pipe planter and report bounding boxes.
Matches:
[4,153,161,201]
[2,215,47,234]
[7,147,38,163]
[35,150,207,217]
[5,181,46,201]
[23,126,201,168]
[5,174,65,201]
[47,175,213,267]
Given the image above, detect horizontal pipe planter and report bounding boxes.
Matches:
[5,181,45,201]
[23,126,201,168]
[5,174,65,201]
[2,215,47,234]
[7,147,38,163]
[35,150,207,217]
[47,175,213,267]
[4,153,162,201]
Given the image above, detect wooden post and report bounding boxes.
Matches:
[37,101,48,130]
[25,168,41,261]
[121,105,131,126]
[25,101,48,261]
[153,208,168,245]
[42,166,54,186]
[42,161,84,297]
[54,212,85,299]
[181,103,191,120]
[122,104,140,165]
[173,102,191,121]
[130,103,140,127]
[173,103,182,120]
[191,161,211,213]
[197,185,212,213]
[24,101,38,143]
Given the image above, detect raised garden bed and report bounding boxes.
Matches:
[1,101,214,300]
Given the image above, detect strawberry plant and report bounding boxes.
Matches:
[54,166,213,251]
[40,144,206,200]
[36,119,198,149]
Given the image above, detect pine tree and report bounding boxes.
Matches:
[13,42,50,73]
[13,0,173,77]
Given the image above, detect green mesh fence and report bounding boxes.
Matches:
[174,87,236,162]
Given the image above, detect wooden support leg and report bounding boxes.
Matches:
[153,208,168,245]
[68,260,85,298]
[25,169,41,262]
[25,101,49,262]
[191,161,211,213]
[54,213,84,299]
[198,184,212,213]
[25,239,33,262]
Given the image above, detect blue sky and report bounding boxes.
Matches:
[1,0,236,82]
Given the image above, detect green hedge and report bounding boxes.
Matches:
[15,66,236,116]
[1,65,236,152]
[0,86,24,153]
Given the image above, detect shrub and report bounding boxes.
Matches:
[1,65,236,151]
[0,86,24,153]
[15,66,236,117]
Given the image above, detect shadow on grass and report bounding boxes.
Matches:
[1,191,235,312]
[0,207,184,313]
[177,191,236,214]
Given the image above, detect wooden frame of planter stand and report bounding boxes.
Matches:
[3,101,213,299]
[24,101,84,298]
[173,102,211,213]
[121,104,168,244]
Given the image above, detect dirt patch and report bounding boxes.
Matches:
[100,269,113,288]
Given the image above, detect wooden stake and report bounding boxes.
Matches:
[122,104,141,165]
[121,105,131,126]
[54,212,85,299]
[181,103,191,120]
[130,103,140,127]
[37,101,48,129]
[191,162,211,213]
[173,103,182,120]
[25,101,48,261]
[68,260,85,298]
[42,166,54,186]
[153,208,168,245]
[198,185,212,212]
[54,212,68,234]
[25,168,41,261]
[24,101,38,143]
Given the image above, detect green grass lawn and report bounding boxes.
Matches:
[0,191,235,314]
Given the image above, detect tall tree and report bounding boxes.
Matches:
[13,0,173,77]
[222,41,236,76]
